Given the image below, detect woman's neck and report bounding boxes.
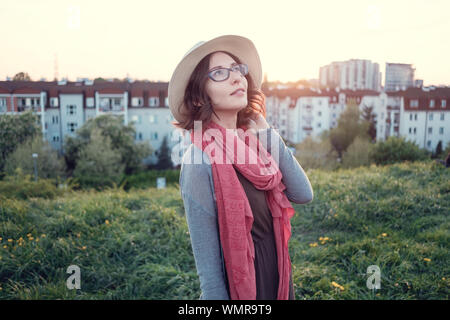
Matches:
[211,112,238,130]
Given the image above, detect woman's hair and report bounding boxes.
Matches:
[171,51,266,131]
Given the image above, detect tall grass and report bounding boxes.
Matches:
[0,160,448,299]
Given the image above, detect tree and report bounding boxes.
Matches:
[73,127,125,189]
[64,114,152,175]
[362,104,377,142]
[329,100,370,159]
[435,140,443,158]
[0,111,40,174]
[155,135,174,170]
[4,134,66,180]
[13,72,32,81]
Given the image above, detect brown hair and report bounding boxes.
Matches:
[171,51,266,131]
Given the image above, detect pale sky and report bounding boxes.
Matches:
[1,0,449,86]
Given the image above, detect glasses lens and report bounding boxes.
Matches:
[239,64,248,76]
[210,68,229,81]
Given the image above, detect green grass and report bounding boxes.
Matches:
[0,160,449,299]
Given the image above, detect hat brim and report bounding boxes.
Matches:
[168,35,262,124]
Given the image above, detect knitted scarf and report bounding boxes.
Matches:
[190,120,295,300]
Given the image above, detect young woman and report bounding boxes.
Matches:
[168,35,314,300]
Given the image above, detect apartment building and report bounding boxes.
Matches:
[0,80,184,166]
[319,59,382,92]
[263,86,450,153]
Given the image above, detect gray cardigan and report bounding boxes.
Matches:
[179,127,314,300]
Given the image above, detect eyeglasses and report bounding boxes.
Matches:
[207,63,249,82]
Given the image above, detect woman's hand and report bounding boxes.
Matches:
[247,113,270,135]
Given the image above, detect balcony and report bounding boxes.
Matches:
[99,98,124,112]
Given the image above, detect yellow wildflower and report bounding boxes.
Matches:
[7,239,13,243]
[381,233,388,237]
[41,234,46,238]
[0,237,2,241]
[423,258,431,262]
[105,220,110,225]
[3,245,6,249]
[331,281,345,291]
[81,246,87,250]
[309,242,318,247]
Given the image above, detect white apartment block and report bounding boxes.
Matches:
[385,63,415,92]
[319,59,382,92]
[263,86,450,154]
[0,80,184,166]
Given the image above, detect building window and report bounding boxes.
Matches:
[52,115,59,124]
[150,132,158,140]
[318,122,321,128]
[131,115,141,124]
[131,97,143,107]
[440,113,445,121]
[138,132,143,140]
[413,127,416,134]
[409,127,412,134]
[414,114,418,121]
[149,97,159,107]
[113,98,122,106]
[428,127,432,134]
[52,135,60,142]
[67,105,76,115]
[441,99,446,108]
[50,97,58,107]
[439,127,444,135]
[409,113,413,121]
[149,115,158,123]
[318,111,322,116]
[86,97,94,107]
[429,113,433,121]
[68,122,77,132]
[430,99,435,108]
[427,140,431,148]
[410,99,419,107]
[381,112,384,119]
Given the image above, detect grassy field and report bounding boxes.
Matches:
[0,160,448,299]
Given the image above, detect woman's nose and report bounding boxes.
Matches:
[230,69,243,83]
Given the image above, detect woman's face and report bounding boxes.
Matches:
[205,52,248,114]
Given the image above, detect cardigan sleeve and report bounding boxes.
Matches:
[179,145,230,300]
[257,127,314,204]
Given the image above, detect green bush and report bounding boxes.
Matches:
[369,136,429,165]
[295,136,340,171]
[123,169,180,190]
[341,136,374,169]
[0,168,65,200]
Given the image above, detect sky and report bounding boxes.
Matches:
[1,0,449,86]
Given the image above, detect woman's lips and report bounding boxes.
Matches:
[231,89,246,96]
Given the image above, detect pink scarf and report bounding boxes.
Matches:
[190,120,295,300]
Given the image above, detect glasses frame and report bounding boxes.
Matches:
[207,63,249,82]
